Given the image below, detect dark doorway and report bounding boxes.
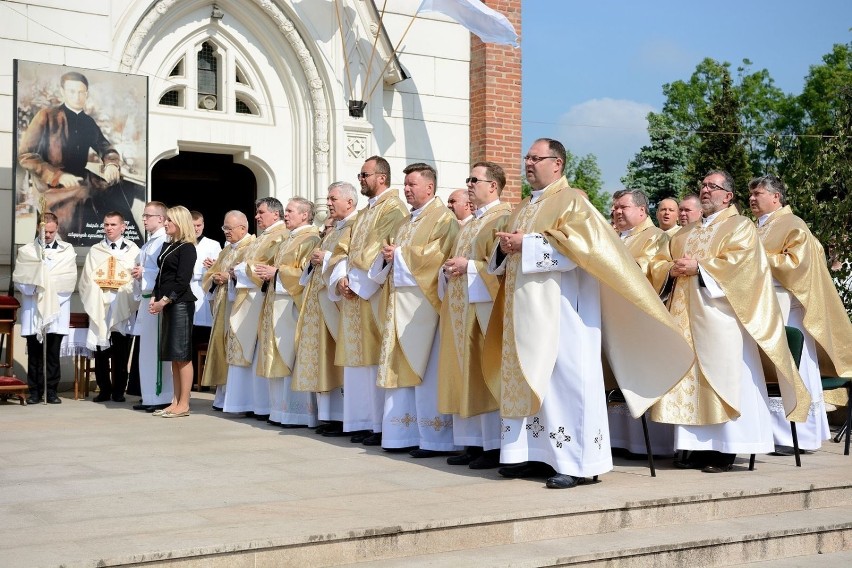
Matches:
[151,152,257,245]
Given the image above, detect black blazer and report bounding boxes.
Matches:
[153,241,197,304]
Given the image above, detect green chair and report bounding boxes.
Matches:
[750,326,804,470]
[821,375,851,456]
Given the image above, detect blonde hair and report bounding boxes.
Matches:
[165,205,197,245]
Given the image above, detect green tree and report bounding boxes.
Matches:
[621,113,690,205]
[687,69,754,206]
[521,150,609,214]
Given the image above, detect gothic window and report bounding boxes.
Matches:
[159,89,183,107]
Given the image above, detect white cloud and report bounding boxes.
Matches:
[557,98,655,192]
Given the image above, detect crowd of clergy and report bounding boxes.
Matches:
[14,137,851,489]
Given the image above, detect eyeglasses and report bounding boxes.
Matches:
[465,177,493,185]
[700,182,729,193]
[357,172,376,180]
[221,225,246,232]
[523,155,557,164]
[141,213,163,219]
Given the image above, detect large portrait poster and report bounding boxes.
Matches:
[13,60,147,247]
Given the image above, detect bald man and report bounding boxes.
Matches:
[656,198,679,234]
[447,189,474,226]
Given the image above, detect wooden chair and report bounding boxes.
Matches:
[750,326,804,470]
[195,342,208,391]
[69,313,93,400]
[606,389,656,477]
[0,296,27,405]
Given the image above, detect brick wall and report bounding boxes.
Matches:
[469,0,522,204]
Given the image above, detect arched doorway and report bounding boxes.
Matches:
[151,152,257,244]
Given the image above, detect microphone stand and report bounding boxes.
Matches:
[38,196,48,405]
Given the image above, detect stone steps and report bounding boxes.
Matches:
[739,549,852,567]
[341,507,852,567]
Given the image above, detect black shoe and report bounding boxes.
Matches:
[26,394,42,405]
[281,423,307,429]
[254,414,270,421]
[702,463,734,473]
[362,433,383,446]
[447,447,483,466]
[94,394,112,403]
[212,405,223,412]
[146,403,170,413]
[316,422,344,435]
[112,396,126,403]
[410,449,453,458]
[469,450,501,470]
[545,473,581,489]
[267,419,282,427]
[46,393,62,404]
[498,461,556,479]
[349,430,371,443]
[132,403,151,411]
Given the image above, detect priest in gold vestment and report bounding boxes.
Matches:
[222,198,288,418]
[437,162,511,468]
[370,162,460,454]
[328,156,408,444]
[200,211,254,409]
[749,174,852,451]
[649,170,810,473]
[292,182,358,436]
[608,188,676,456]
[253,197,320,426]
[484,138,694,489]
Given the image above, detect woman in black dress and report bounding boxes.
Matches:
[149,205,197,417]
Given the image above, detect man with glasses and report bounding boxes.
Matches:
[649,170,810,473]
[447,189,474,226]
[485,138,693,489]
[329,156,408,446]
[128,201,173,411]
[222,198,289,420]
[292,182,359,437]
[437,162,512,469]
[200,211,254,409]
[749,175,851,453]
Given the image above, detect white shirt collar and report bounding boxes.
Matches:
[335,211,357,229]
[410,197,436,219]
[474,199,501,218]
[149,226,167,239]
[290,224,311,236]
[230,233,251,249]
[262,219,284,234]
[701,208,725,227]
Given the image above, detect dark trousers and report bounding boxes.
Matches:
[94,332,130,400]
[25,333,63,396]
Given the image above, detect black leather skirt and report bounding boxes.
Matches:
[160,301,194,362]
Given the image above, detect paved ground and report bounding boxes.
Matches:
[1,391,850,568]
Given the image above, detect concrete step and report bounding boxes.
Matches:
[342,506,852,568]
[739,549,852,567]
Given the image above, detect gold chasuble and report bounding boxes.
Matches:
[333,189,408,367]
[292,216,356,393]
[200,234,255,387]
[437,202,511,417]
[226,223,288,367]
[482,178,694,419]
[649,206,810,425]
[256,226,320,379]
[78,240,140,349]
[377,198,459,388]
[757,206,852,378]
[622,216,669,292]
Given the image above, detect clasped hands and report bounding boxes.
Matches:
[496,231,523,255]
[253,264,276,281]
[670,256,699,278]
[310,248,325,267]
[443,256,468,278]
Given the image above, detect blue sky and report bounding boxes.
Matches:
[521,1,852,192]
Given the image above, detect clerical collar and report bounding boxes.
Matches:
[458,215,473,225]
[757,212,773,227]
[290,224,311,236]
[262,220,284,234]
[148,227,166,240]
[701,208,725,227]
[410,197,436,218]
[474,199,501,218]
[619,229,632,239]
[336,211,357,229]
[63,104,84,115]
[230,233,251,248]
